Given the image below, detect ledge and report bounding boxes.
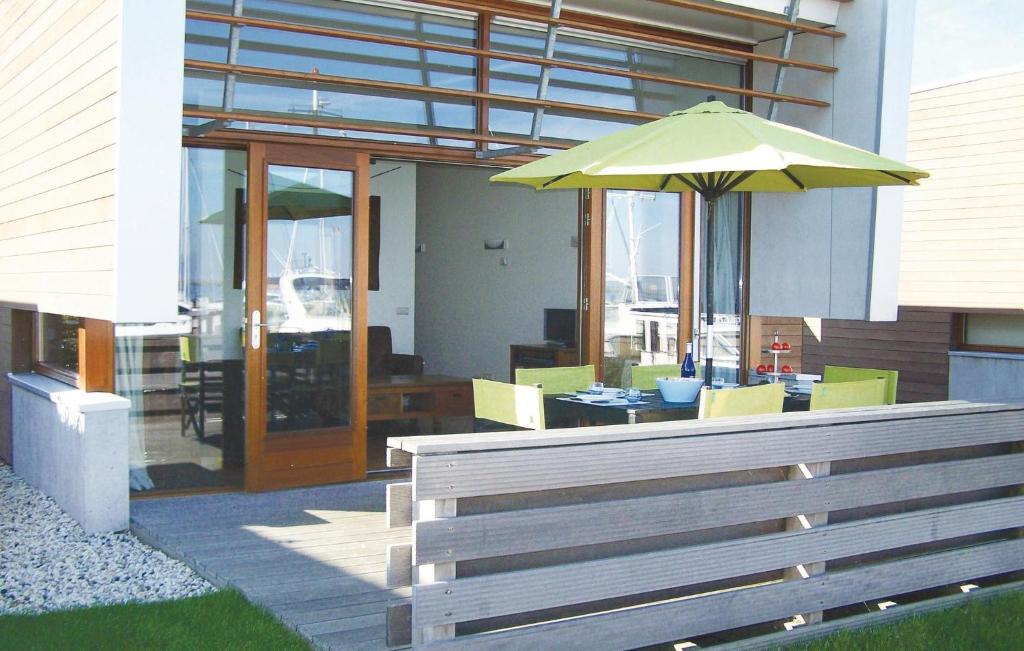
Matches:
[949,350,1024,362]
[8,372,129,414]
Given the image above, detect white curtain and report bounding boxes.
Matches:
[115,334,155,491]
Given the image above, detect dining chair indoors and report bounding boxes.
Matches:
[515,364,596,395]
[810,377,888,411]
[698,382,785,419]
[822,365,898,405]
[473,378,545,431]
[629,363,703,390]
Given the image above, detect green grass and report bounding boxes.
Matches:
[0,590,311,651]
[787,589,1024,651]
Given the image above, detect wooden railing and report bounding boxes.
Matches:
[384,401,1024,648]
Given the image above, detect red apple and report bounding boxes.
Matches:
[767,364,775,373]
[770,342,783,351]
[756,364,767,374]
[781,342,791,350]
[781,364,793,373]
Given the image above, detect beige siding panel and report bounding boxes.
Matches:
[0,120,116,184]
[0,146,116,207]
[0,87,118,158]
[0,247,114,275]
[0,0,111,92]
[0,196,115,240]
[906,116,1024,141]
[0,44,118,140]
[0,0,119,319]
[0,171,115,224]
[0,290,113,320]
[0,221,115,258]
[0,0,62,71]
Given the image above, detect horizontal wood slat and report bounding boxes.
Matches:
[412,496,1024,627]
[394,401,1024,648]
[420,539,1024,650]
[412,453,1024,564]
[411,409,1024,499]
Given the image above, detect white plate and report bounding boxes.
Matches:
[571,392,624,402]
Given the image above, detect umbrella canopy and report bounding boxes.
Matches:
[491,100,928,386]
[201,174,352,224]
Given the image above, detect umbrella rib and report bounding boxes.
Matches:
[719,170,756,194]
[781,168,806,190]
[880,170,912,184]
[542,172,574,188]
[673,174,703,195]
[658,175,672,191]
[714,171,736,195]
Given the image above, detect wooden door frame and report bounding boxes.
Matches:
[245,142,370,491]
[580,190,696,380]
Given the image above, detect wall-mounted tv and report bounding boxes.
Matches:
[544,308,576,347]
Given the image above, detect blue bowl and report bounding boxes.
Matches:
[656,377,704,403]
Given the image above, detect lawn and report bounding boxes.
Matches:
[788,589,1024,650]
[0,590,310,651]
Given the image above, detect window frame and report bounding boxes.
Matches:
[954,313,1024,355]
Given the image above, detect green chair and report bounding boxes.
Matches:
[698,382,785,420]
[473,378,545,431]
[810,378,888,411]
[823,365,898,405]
[629,363,703,390]
[515,364,596,395]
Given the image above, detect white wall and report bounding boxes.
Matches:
[368,161,417,353]
[748,0,916,321]
[415,165,577,381]
[114,0,185,324]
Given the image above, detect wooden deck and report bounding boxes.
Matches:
[131,480,409,650]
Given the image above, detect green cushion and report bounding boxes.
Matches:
[699,382,785,419]
[515,365,596,395]
[823,365,898,405]
[629,363,703,390]
[810,378,888,411]
[473,378,545,430]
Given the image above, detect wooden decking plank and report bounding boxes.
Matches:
[299,612,384,637]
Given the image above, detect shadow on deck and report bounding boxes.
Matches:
[131,480,410,650]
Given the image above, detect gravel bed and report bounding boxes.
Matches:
[0,464,214,614]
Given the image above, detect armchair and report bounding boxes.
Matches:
[368,326,424,376]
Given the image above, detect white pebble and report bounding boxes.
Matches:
[0,464,214,614]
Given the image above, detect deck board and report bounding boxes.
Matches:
[131,480,410,650]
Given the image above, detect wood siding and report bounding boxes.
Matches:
[900,70,1024,310]
[801,308,953,403]
[0,0,119,320]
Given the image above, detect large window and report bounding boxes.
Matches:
[115,147,248,493]
[699,193,745,384]
[959,313,1024,352]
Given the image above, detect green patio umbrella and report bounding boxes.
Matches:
[491,100,928,387]
[201,174,352,224]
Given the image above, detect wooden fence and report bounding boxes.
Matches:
[384,400,1024,649]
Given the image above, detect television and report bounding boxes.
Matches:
[544,308,577,347]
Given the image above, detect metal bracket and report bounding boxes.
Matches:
[766,0,801,121]
[477,0,562,159]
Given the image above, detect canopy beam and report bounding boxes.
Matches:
[767,0,801,122]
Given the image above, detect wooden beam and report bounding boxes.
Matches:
[185,10,830,108]
[78,318,114,393]
[411,0,838,73]
[183,108,574,150]
[185,59,664,121]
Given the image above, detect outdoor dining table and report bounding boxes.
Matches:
[545,388,811,426]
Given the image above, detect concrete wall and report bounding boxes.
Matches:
[10,373,130,533]
[368,161,417,354]
[948,351,1024,403]
[748,0,916,321]
[415,165,577,381]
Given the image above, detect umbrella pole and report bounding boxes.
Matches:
[703,196,716,388]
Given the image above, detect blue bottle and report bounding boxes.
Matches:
[681,342,696,378]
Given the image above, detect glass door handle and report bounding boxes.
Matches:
[251,310,270,349]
